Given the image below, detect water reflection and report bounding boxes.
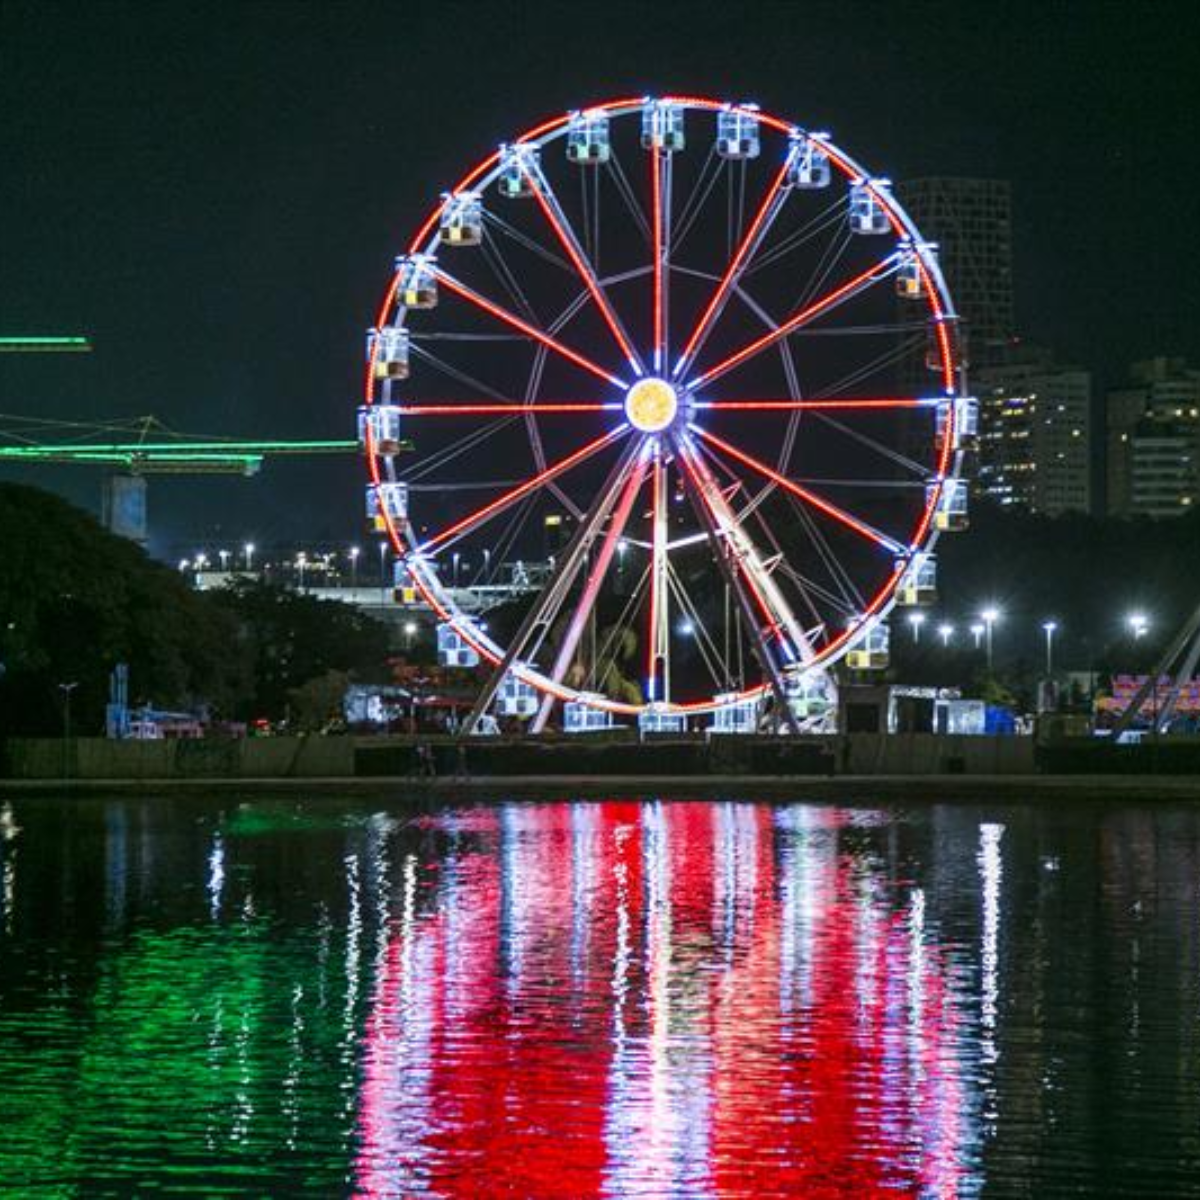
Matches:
[355,802,970,1196]
[0,795,1198,1196]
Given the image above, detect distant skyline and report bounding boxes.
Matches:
[2,0,1197,550]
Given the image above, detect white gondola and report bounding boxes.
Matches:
[395,254,437,309]
[709,692,759,733]
[639,703,687,735]
[641,99,685,151]
[437,622,481,669]
[392,560,417,605]
[896,241,937,298]
[785,672,835,722]
[928,478,969,531]
[846,619,890,671]
[497,675,539,718]
[357,404,404,456]
[564,694,614,733]
[937,396,980,451]
[896,553,937,606]
[848,179,891,235]
[497,143,539,198]
[788,132,832,189]
[367,326,409,381]
[716,103,760,159]
[440,191,483,246]
[566,110,611,164]
[366,482,408,532]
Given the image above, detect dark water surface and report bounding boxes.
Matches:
[1,794,1198,1197]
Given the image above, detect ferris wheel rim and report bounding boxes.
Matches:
[363,94,967,718]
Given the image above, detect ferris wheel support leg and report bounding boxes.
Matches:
[530,449,651,733]
[647,443,672,704]
[460,438,642,737]
[672,435,802,737]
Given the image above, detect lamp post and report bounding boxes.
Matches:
[244,542,256,572]
[404,620,417,650]
[938,622,954,648]
[1127,612,1150,641]
[1043,620,1058,676]
[378,541,389,607]
[980,606,1000,670]
[219,549,230,573]
[908,611,926,645]
[971,623,985,651]
[349,545,360,590]
[296,553,307,592]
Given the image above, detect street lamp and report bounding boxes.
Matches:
[1127,612,1150,640]
[244,542,256,572]
[219,549,230,573]
[938,622,954,648]
[296,552,307,591]
[907,611,926,645]
[971,622,985,651]
[980,606,1000,669]
[403,620,417,650]
[617,539,629,570]
[452,551,461,588]
[378,541,389,606]
[482,548,492,580]
[677,618,695,637]
[195,552,208,572]
[349,545,360,590]
[1042,620,1059,676]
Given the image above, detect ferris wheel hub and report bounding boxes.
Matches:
[624,376,679,433]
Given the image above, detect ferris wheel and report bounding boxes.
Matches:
[359,95,974,734]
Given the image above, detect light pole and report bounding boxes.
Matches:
[296,553,307,591]
[1127,612,1150,641]
[482,548,491,580]
[452,551,461,589]
[349,546,360,590]
[980,606,1000,670]
[938,622,954,648]
[1043,620,1058,676]
[244,542,256,572]
[404,620,417,650]
[378,541,388,607]
[971,622,985,651]
[219,549,230,573]
[908,611,926,645]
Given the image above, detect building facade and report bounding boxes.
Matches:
[973,348,1093,516]
[1107,358,1200,518]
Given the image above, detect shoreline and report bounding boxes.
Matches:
[3,773,1199,802]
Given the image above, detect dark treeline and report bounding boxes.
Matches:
[0,484,389,736]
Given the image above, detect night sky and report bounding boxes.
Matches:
[3,0,1197,556]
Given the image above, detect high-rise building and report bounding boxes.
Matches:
[973,347,1093,515]
[1107,358,1200,518]
[896,177,1016,365]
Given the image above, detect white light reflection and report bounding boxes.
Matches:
[978,820,1005,1135]
[207,833,225,920]
[0,802,18,936]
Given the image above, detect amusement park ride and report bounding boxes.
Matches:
[359,95,977,736]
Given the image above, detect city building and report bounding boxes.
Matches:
[896,177,1016,366]
[1106,358,1200,518]
[973,346,1093,515]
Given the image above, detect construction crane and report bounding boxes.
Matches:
[0,413,399,542]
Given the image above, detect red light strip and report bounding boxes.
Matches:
[525,171,643,375]
[434,269,628,389]
[647,444,666,695]
[693,427,905,553]
[651,146,664,372]
[395,402,620,417]
[673,155,792,379]
[418,426,627,554]
[686,254,898,392]
[694,398,938,412]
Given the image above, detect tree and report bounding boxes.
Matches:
[0,484,245,735]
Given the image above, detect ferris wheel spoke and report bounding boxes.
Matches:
[685,251,902,392]
[524,164,645,376]
[672,154,794,381]
[460,437,646,734]
[695,397,939,413]
[672,435,803,733]
[432,267,628,389]
[650,147,667,372]
[646,442,671,701]
[530,444,652,731]
[414,425,628,556]
[395,401,621,417]
[692,426,907,554]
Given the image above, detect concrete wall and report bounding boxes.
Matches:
[1,736,355,780]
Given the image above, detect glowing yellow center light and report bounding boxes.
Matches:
[624,377,679,433]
